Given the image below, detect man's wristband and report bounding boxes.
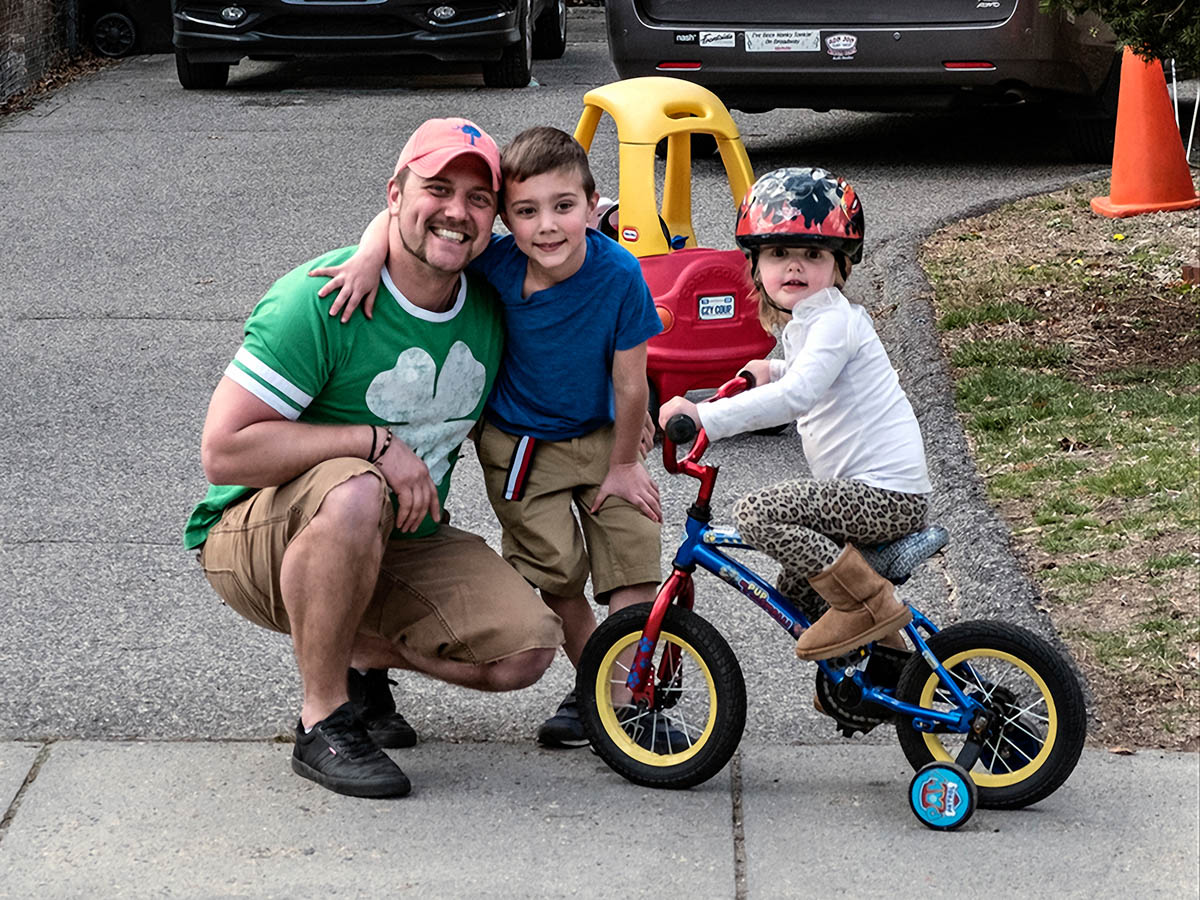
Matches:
[369,426,393,464]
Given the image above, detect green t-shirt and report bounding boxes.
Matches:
[184,246,504,549]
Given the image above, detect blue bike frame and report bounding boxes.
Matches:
[629,513,983,735]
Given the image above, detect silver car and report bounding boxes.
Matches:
[604,0,1119,158]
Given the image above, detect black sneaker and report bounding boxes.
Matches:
[618,706,690,755]
[347,668,417,749]
[291,702,412,798]
[536,689,590,748]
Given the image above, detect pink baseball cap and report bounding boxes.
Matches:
[393,117,501,190]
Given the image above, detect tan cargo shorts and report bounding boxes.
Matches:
[477,422,662,600]
[198,457,563,665]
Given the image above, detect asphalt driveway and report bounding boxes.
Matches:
[0,9,1118,745]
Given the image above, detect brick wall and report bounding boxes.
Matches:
[1,0,78,104]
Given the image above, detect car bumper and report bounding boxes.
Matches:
[173,1,521,64]
[606,3,1116,112]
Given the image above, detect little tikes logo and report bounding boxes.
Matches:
[824,33,857,58]
[622,226,639,242]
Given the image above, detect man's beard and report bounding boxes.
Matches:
[400,219,475,274]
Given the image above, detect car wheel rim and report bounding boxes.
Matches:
[94,13,135,57]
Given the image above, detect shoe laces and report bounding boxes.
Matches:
[319,711,378,760]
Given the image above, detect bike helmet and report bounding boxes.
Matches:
[735,167,864,267]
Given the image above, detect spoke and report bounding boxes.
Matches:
[1008,698,1050,726]
[981,736,1016,774]
[996,730,1039,765]
[1004,713,1047,746]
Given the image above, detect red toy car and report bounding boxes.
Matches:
[573,77,776,417]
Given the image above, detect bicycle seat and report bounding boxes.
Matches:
[861,526,949,584]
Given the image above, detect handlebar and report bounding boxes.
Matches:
[661,371,756,476]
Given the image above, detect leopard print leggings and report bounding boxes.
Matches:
[732,479,929,622]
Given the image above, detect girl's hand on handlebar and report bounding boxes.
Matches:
[739,359,772,387]
[658,396,699,433]
[310,253,382,323]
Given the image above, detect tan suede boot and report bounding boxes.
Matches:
[795,544,912,661]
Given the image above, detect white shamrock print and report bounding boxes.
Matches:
[365,341,487,484]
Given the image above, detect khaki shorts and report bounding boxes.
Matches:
[477,422,662,600]
[198,457,563,665]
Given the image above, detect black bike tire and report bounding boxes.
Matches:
[577,602,746,790]
[894,620,1086,810]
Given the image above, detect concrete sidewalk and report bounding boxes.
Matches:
[1,741,1195,897]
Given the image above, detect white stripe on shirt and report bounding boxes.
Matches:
[234,347,313,407]
[225,362,302,420]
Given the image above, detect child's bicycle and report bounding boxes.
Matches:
[576,376,1086,831]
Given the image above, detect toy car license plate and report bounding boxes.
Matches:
[745,30,820,52]
[698,294,736,320]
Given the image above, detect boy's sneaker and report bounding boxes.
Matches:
[291,702,412,798]
[347,668,417,749]
[536,689,590,748]
[618,706,691,754]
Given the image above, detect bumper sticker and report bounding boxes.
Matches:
[824,33,858,59]
[700,31,735,48]
[745,30,819,52]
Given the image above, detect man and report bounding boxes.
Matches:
[184,118,564,799]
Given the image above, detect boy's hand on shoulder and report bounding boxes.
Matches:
[310,256,381,323]
[591,463,662,523]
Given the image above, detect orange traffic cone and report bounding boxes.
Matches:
[1091,47,1200,218]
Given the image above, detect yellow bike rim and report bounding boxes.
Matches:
[593,628,718,767]
[919,647,1058,788]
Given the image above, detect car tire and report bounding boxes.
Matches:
[483,0,533,88]
[175,49,229,90]
[92,12,137,58]
[532,0,567,60]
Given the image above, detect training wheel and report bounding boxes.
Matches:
[908,761,978,831]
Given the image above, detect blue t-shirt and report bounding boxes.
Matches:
[469,229,661,440]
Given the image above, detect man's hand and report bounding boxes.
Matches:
[590,462,662,523]
[657,396,699,433]
[739,359,773,387]
[376,436,441,532]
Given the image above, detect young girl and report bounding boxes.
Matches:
[658,167,932,662]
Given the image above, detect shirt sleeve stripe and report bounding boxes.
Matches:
[224,362,303,420]
[234,347,314,407]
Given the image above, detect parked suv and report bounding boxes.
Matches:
[172,0,567,89]
[604,0,1120,159]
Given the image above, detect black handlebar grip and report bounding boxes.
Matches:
[665,414,698,444]
[736,369,758,389]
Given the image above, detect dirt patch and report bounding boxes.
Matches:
[923,176,1200,752]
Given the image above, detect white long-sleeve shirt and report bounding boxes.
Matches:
[697,287,932,495]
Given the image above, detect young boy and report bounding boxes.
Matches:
[316,126,664,748]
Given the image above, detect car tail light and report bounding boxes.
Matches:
[656,306,675,332]
[656,62,701,70]
[943,61,996,70]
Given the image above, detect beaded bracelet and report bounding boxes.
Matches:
[370,427,393,464]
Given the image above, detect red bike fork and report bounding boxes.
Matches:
[627,568,695,705]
